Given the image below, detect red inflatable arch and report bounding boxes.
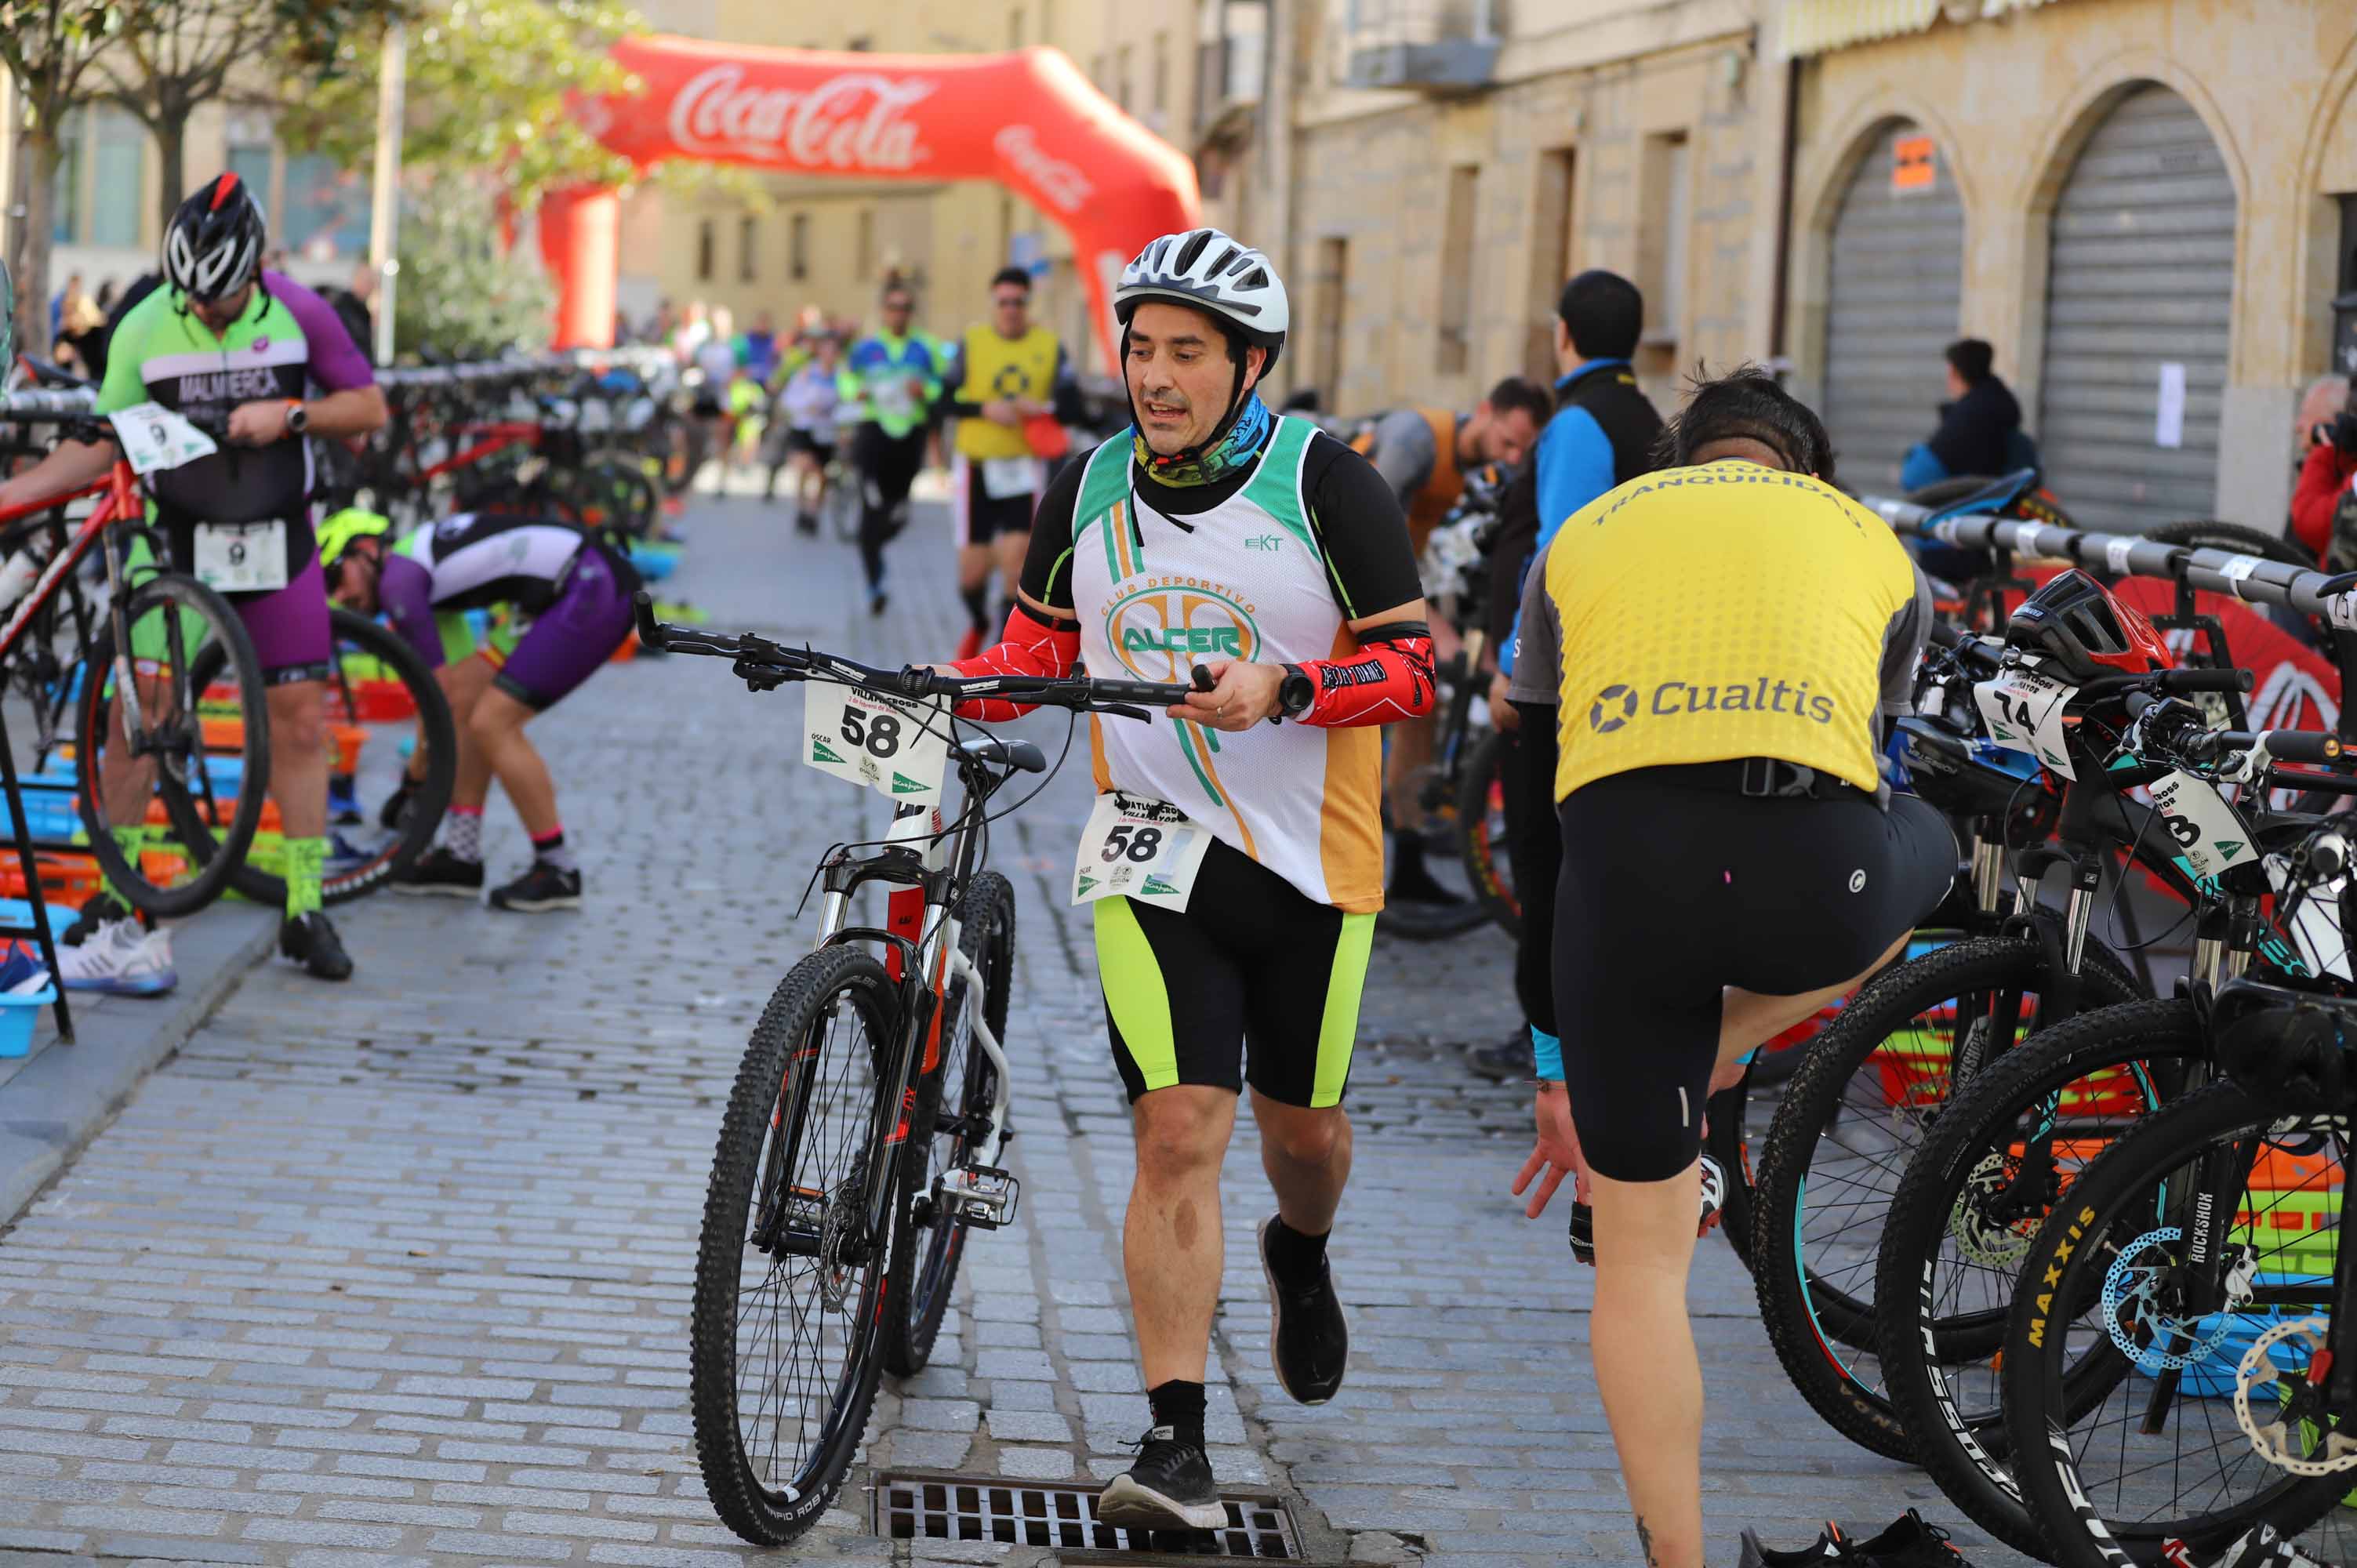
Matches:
[545,36,1203,356]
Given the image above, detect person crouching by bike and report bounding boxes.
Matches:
[925,227,1432,1532]
[1352,379,1550,907]
[1520,369,1955,1568]
[320,510,639,912]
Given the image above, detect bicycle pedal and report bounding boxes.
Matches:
[937,1166,1021,1229]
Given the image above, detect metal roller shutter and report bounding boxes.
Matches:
[1821,122,1965,492]
[2036,84,2235,533]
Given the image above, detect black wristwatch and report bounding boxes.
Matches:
[1277,663,1316,720]
[285,401,311,437]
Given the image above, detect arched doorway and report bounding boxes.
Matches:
[1820,122,1965,492]
[547,37,1202,355]
[2036,83,2236,532]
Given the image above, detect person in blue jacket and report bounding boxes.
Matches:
[1900,338,2038,492]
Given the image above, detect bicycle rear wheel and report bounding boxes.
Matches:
[74,573,270,918]
[212,609,456,908]
[692,946,906,1548]
[886,872,1015,1376]
[1455,728,1520,939]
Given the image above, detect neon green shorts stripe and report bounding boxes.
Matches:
[1093,895,1178,1093]
[1311,913,1375,1108]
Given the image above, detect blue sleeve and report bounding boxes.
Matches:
[1505,408,1614,670]
[377,554,445,671]
[1532,407,1614,553]
[1899,442,1950,493]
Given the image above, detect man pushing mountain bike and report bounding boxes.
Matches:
[926,227,1434,1530]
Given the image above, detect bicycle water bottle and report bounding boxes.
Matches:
[0,547,43,615]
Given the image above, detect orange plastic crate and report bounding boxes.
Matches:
[143,796,281,834]
[0,851,105,903]
[202,717,366,772]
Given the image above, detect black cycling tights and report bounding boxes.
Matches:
[852,423,928,593]
[1551,764,1957,1183]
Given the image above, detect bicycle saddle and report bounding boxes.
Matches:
[20,355,93,390]
[958,735,1048,775]
[1922,467,2042,526]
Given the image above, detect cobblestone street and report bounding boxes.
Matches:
[0,493,2028,1568]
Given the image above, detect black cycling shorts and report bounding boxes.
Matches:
[1094,837,1375,1109]
[1552,763,1957,1183]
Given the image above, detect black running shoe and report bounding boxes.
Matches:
[61,892,130,947]
[1468,1036,1534,1081]
[279,912,353,982]
[1738,1520,1852,1568]
[1096,1427,1225,1533]
[488,859,583,913]
[1850,1510,1970,1568]
[1385,854,1465,906]
[394,846,485,898]
[1257,1216,1347,1404]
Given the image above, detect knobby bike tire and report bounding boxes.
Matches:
[1455,727,1520,940]
[1876,998,2200,1559]
[217,609,456,908]
[692,946,906,1547]
[885,872,1015,1376]
[2001,1082,2355,1568]
[2140,519,2317,571]
[74,573,271,919]
[1749,934,2143,1461]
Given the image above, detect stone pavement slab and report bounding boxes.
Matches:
[0,492,2037,1568]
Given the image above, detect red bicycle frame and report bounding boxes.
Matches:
[0,462,139,662]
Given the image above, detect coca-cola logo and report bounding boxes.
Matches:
[666,65,933,169]
[993,123,1093,213]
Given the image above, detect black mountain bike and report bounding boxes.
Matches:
[642,597,1193,1548]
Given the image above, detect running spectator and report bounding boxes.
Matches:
[1899,338,2036,490]
[838,284,943,612]
[772,331,844,528]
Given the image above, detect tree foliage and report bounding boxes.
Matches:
[390,179,554,358]
[274,0,643,212]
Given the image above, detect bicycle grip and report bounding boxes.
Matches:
[2157,668,2253,695]
[2261,731,2344,766]
[631,590,666,652]
[1189,664,1217,694]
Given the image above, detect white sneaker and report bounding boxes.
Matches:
[59,918,177,996]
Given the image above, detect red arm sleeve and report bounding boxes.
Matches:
[1290,624,1436,728]
[945,602,1081,722]
[2290,444,2356,562]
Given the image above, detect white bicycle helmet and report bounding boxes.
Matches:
[162,172,266,304]
[1114,228,1287,371]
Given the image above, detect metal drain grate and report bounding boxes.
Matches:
[874,1472,1300,1561]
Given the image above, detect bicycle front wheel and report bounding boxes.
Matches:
[692,946,906,1548]
[2003,1081,2356,1568]
[74,572,270,918]
[216,608,456,908]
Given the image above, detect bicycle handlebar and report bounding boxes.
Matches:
[632,592,1197,717]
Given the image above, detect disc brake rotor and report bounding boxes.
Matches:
[1949,1152,2039,1269]
[2101,1228,2257,1373]
[817,1182,862,1313]
[2233,1316,2357,1477]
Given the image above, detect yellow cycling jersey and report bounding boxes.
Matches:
[1545,461,1920,801]
[953,324,1060,460]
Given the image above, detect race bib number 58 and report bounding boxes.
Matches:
[1072,793,1214,910]
[801,684,950,806]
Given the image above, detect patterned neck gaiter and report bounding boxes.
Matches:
[1131,393,1274,488]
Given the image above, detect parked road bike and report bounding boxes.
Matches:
[0,394,270,916]
[640,595,1194,1547]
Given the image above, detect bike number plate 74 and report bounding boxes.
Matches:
[1974,666,2078,779]
[801,684,950,807]
[1072,793,1214,911]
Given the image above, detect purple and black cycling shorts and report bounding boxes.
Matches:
[235,549,334,685]
[490,546,634,711]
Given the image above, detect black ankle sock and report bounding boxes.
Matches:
[1146,1378,1206,1449]
[961,583,991,633]
[1263,1215,1329,1287]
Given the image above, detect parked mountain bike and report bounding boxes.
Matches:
[1875,709,2357,1556]
[1996,826,2357,1568]
[641,597,1194,1547]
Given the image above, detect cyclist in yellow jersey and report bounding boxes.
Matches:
[1513,370,1956,1568]
[926,228,1434,1533]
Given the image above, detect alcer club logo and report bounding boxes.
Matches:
[1103,579,1262,681]
[1589,683,1638,733]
